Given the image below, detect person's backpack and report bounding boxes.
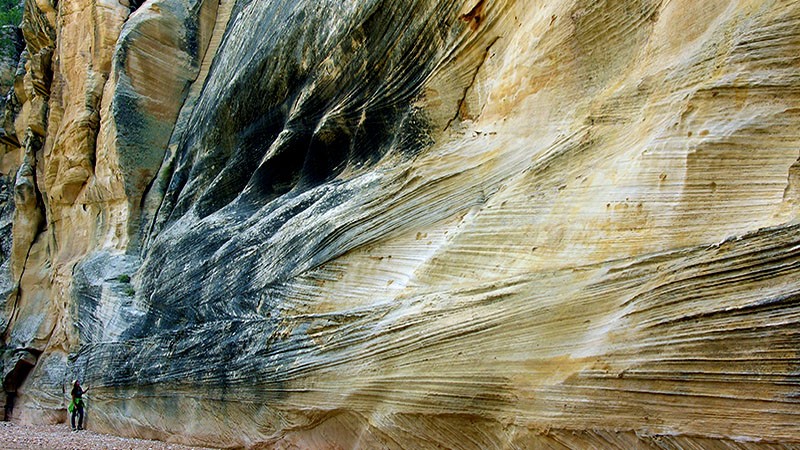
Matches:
[68,398,82,413]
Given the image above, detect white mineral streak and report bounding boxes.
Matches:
[1,0,799,448]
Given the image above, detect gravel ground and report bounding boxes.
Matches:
[0,422,221,450]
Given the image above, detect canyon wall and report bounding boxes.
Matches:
[1,0,799,448]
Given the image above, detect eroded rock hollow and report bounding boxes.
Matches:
[1,0,799,447]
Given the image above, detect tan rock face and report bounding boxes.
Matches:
[2,0,800,448]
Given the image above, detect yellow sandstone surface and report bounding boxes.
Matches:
[1,0,799,448]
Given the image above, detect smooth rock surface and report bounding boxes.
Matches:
[1,0,800,448]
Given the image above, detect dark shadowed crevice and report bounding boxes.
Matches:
[2,348,38,421]
[126,0,144,12]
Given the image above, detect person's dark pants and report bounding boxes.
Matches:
[70,403,84,430]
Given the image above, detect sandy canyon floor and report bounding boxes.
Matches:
[0,422,218,450]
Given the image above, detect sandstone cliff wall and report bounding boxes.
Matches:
[1,0,799,448]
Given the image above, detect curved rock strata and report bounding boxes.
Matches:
[2,0,800,448]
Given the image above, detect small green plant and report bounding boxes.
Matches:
[118,274,134,295]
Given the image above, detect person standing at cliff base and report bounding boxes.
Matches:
[69,380,88,431]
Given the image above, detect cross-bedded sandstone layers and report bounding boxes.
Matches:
[3,0,800,448]
[1,0,215,424]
